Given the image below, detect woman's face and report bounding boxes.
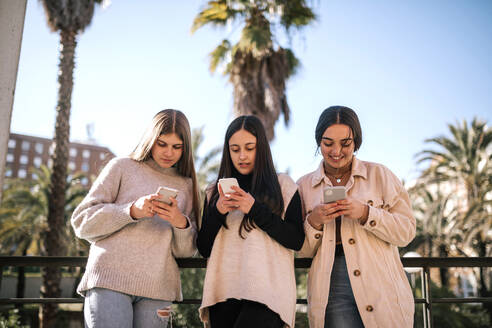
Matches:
[320,124,355,169]
[151,133,183,168]
[229,129,257,175]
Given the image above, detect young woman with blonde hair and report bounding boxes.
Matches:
[72,109,199,328]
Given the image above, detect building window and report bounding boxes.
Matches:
[100,152,106,160]
[47,159,53,168]
[69,161,76,171]
[81,177,89,185]
[81,162,90,172]
[18,169,27,178]
[49,143,55,156]
[35,143,44,154]
[33,157,42,167]
[20,155,29,165]
[21,141,30,151]
[8,139,16,149]
[5,169,12,177]
[70,148,77,157]
[82,149,91,159]
[32,173,38,180]
[6,153,14,163]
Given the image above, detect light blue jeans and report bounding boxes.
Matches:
[324,255,365,328]
[84,287,172,328]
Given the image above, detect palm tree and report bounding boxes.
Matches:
[417,118,492,206]
[416,117,492,321]
[191,0,316,140]
[0,166,88,310]
[39,1,102,326]
[0,177,46,307]
[407,183,460,286]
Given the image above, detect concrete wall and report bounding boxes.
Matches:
[0,0,27,200]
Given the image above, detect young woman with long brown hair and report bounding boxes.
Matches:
[72,109,200,328]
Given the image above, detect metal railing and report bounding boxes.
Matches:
[1,256,491,328]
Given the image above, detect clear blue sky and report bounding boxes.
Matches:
[10,0,492,183]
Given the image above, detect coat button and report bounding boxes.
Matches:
[367,200,374,206]
[314,233,321,239]
[369,220,376,227]
[366,305,374,312]
[353,269,361,276]
[348,238,355,245]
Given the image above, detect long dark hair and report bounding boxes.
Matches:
[130,109,200,226]
[209,115,284,238]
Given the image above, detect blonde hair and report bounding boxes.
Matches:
[130,109,200,224]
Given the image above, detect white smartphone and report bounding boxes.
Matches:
[323,186,346,203]
[218,178,239,194]
[156,186,179,205]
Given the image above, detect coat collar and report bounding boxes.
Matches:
[310,157,367,187]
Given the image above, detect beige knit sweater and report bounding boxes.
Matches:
[71,157,197,301]
[199,174,298,328]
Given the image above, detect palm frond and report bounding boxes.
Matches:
[191,0,238,33]
[239,16,272,56]
[278,0,316,31]
[209,39,232,73]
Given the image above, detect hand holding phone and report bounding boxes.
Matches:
[156,186,179,205]
[218,178,239,195]
[323,186,346,203]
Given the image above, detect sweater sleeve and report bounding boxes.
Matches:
[197,198,225,258]
[171,215,197,258]
[248,191,305,251]
[170,178,198,257]
[71,159,137,243]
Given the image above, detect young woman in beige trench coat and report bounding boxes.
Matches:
[297,106,416,328]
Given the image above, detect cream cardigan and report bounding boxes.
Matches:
[297,158,416,328]
[199,174,299,328]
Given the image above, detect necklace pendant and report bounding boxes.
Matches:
[336,178,341,183]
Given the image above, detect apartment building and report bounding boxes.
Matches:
[5,133,114,186]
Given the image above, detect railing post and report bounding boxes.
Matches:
[421,266,433,328]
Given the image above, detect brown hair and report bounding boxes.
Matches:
[130,109,200,225]
[315,106,363,152]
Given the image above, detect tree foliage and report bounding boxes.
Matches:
[409,117,492,323]
[192,0,316,140]
[39,1,102,325]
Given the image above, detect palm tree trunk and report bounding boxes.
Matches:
[40,29,76,328]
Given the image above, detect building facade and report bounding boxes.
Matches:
[5,133,114,186]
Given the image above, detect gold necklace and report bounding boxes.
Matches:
[327,170,350,184]
[324,161,352,184]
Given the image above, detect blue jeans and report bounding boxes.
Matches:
[84,287,172,328]
[324,255,364,328]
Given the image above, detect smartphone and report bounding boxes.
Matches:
[218,178,239,194]
[156,186,179,205]
[323,186,346,203]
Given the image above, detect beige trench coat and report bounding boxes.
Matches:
[297,158,416,328]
